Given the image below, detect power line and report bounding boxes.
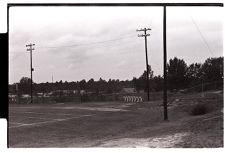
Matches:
[36,34,137,49]
[75,39,142,50]
[10,52,25,61]
[189,13,214,57]
[10,38,142,63]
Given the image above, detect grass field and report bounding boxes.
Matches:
[9,91,223,148]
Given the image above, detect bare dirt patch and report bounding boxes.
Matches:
[99,132,189,148]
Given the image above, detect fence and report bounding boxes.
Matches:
[8,91,176,104]
[180,80,223,93]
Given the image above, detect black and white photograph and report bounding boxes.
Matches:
[7,2,223,148]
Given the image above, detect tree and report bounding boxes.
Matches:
[18,77,32,94]
[107,79,113,93]
[138,65,154,92]
[139,65,154,80]
[167,57,188,90]
[151,75,163,91]
[87,78,95,92]
[79,79,86,90]
[201,57,223,82]
[96,77,107,93]
[186,63,203,86]
[19,77,31,84]
[132,77,141,92]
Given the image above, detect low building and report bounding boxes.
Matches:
[120,88,137,94]
[9,94,17,98]
[139,90,145,93]
[21,94,30,98]
[80,90,86,95]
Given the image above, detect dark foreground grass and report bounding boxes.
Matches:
[9,91,223,147]
[9,102,164,147]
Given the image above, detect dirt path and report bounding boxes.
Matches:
[93,110,223,148]
[98,132,190,147]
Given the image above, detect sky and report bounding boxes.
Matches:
[9,6,223,84]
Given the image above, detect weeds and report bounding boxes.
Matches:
[190,104,209,116]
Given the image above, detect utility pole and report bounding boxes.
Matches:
[26,43,35,103]
[16,83,19,103]
[163,6,168,120]
[137,28,151,101]
[201,79,204,98]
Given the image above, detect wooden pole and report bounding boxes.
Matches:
[163,6,168,120]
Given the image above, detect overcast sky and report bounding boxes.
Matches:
[9,6,223,84]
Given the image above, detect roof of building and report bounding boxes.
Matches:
[121,88,137,93]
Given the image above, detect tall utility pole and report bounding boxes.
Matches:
[137,28,151,101]
[163,6,168,120]
[16,83,19,103]
[26,43,35,103]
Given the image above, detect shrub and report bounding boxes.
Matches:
[190,104,209,116]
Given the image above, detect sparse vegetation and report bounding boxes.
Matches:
[9,91,223,147]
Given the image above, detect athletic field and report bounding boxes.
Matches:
[9,91,223,147]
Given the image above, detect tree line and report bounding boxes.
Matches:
[9,56,223,95]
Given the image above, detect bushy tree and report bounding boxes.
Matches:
[12,57,223,96]
[201,57,223,82]
[87,78,95,92]
[186,63,203,86]
[151,75,163,91]
[18,77,32,94]
[79,79,86,90]
[167,57,188,90]
[137,65,154,92]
